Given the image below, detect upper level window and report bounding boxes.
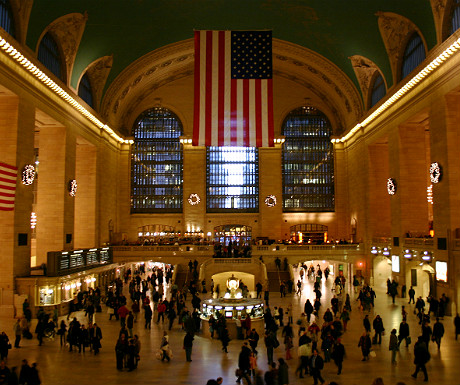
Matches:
[401,33,425,80]
[131,107,183,213]
[451,0,460,35]
[282,107,334,212]
[78,73,93,108]
[37,32,63,81]
[370,73,386,108]
[207,147,258,213]
[0,0,15,37]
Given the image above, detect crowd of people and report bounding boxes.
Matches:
[1,260,460,385]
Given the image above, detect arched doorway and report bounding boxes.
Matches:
[372,255,392,289]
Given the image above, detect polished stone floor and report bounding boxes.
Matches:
[1,270,460,385]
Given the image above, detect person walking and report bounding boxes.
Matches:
[389,329,399,365]
[454,313,460,340]
[13,319,22,348]
[358,332,372,361]
[309,349,325,385]
[432,317,445,350]
[236,342,252,384]
[183,332,194,362]
[160,331,172,362]
[278,358,289,385]
[408,286,416,304]
[331,338,345,374]
[372,315,385,345]
[398,319,410,347]
[411,336,430,381]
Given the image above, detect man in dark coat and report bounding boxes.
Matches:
[372,315,384,344]
[398,319,410,347]
[309,349,325,385]
[331,338,345,375]
[236,342,252,384]
[412,337,430,381]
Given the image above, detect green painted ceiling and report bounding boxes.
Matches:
[26,0,436,95]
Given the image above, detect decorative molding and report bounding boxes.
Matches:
[349,55,384,110]
[376,12,422,85]
[44,12,88,86]
[83,55,113,112]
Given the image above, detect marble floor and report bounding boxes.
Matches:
[1,270,460,385]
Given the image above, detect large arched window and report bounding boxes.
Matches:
[0,0,15,37]
[207,147,258,212]
[400,33,425,80]
[131,107,183,213]
[451,0,460,35]
[282,107,334,212]
[369,73,386,108]
[78,72,94,108]
[37,32,64,81]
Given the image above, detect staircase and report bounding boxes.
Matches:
[267,270,291,291]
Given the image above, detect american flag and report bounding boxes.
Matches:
[0,162,18,211]
[193,30,274,147]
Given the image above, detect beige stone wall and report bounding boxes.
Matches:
[368,143,391,237]
[74,141,97,248]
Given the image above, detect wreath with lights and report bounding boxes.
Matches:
[22,164,36,185]
[387,178,397,195]
[264,195,277,207]
[69,179,78,197]
[429,162,442,184]
[188,193,200,205]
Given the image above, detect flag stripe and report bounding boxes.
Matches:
[193,30,274,147]
[0,162,17,211]
[205,31,213,147]
[193,31,201,146]
[255,81,262,147]
[217,31,225,146]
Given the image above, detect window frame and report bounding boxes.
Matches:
[130,107,183,214]
[37,32,65,82]
[206,146,259,213]
[400,32,426,81]
[281,107,335,213]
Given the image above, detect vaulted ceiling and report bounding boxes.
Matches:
[19,0,441,135]
[25,0,436,92]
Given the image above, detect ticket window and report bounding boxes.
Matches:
[38,286,56,305]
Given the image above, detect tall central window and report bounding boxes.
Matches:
[131,107,183,213]
[282,107,334,212]
[207,147,258,212]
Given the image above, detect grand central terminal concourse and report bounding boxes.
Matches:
[1,1,460,384]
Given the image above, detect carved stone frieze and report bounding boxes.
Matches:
[349,55,383,108]
[376,12,418,84]
[46,13,88,85]
[85,55,113,111]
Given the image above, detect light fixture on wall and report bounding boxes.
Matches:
[371,246,379,254]
[403,249,413,259]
